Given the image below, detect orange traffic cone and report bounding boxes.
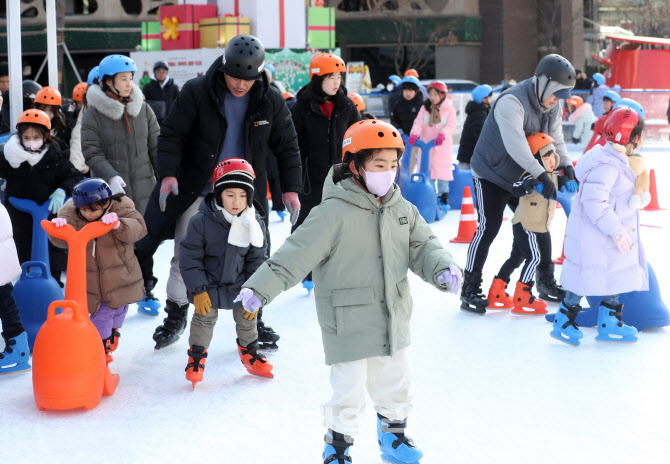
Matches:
[450,187,478,244]
[642,169,666,212]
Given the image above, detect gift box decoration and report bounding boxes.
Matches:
[159,4,218,50]
[141,22,161,51]
[307,7,336,49]
[199,15,251,48]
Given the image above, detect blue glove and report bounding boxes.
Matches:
[563,180,578,193]
[48,188,66,214]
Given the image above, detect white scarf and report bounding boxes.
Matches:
[216,203,264,248]
[3,135,49,168]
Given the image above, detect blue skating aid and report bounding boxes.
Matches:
[595,303,638,343]
[303,279,315,295]
[137,295,161,316]
[448,163,476,209]
[550,302,583,346]
[0,332,31,374]
[377,415,423,464]
[276,210,287,222]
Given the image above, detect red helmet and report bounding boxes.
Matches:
[602,107,639,145]
[211,158,256,207]
[427,81,448,95]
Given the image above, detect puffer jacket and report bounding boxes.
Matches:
[49,196,147,314]
[179,194,268,309]
[243,165,460,365]
[390,91,424,135]
[82,84,159,215]
[410,98,458,181]
[569,103,597,151]
[560,143,648,296]
[457,100,489,165]
[0,202,21,286]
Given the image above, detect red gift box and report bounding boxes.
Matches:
[160,4,217,50]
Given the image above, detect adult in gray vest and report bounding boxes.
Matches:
[461,54,577,314]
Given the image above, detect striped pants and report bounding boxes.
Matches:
[498,223,552,284]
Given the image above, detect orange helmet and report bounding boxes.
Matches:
[404,69,419,78]
[342,120,405,161]
[347,92,365,111]
[282,91,295,100]
[309,53,345,79]
[566,95,583,108]
[34,86,62,106]
[72,82,88,102]
[16,109,52,131]
[526,133,555,156]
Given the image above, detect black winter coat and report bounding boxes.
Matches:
[390,92,424,135]
[290,87,360,204]
[457,100,490,164]
[141,56,301,246]
[387,87,402,117]
[179,194,268,309]
[0,136,83,269]
[142,78,180,122]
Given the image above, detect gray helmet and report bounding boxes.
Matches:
[534,54,576,87]
[222,35,266,80]
[22,80,42,98]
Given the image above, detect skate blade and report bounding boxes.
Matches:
[511,307,548,315]
[538,293,562,303]
[0,364,32,374]
[550,330,581,346]
[595,334,638,343]
[460,302,486,315]
[258,344,278,352]
[381,455,420,464]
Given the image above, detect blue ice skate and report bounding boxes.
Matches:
[303,278,314,295]
[137,295,161,316]
[377,414,423,464]
[0,332,31,374]
[276,210,287,222]
[323,429,353,464]
[550,302,583,346]
[595,302,638,343]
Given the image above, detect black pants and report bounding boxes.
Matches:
[465,177,519,274]
[0,282,25,341]
[268,176,285,212]
[498,223,552,284]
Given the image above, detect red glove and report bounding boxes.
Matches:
[408,135,418,145]
[435,134,445,146]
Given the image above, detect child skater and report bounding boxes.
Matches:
[49,178,147,362]
[487,133,569,314]
[235,120,462,464]
[0,201,30,374]
[551,107,646,345]
[179,159,272,387]
[408,81,457,210]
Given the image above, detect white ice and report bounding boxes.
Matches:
[1,144,670,463]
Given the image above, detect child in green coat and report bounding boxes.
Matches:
[234,120,462,464]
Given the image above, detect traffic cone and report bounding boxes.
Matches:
[642,169,666,212]
[450,187,477,244]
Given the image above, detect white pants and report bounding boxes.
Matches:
[321,347,413,436]
[166,196,204,306]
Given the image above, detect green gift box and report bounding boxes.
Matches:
[141,22,161,51]
[307,7,335,49]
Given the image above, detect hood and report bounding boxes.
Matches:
[321,165,402,211]
[465,100,488,115]
[203,55,269,109]
[567,103,594,124]
[533,76,571,113]
[576,143,635,184]
[87,83,144,120]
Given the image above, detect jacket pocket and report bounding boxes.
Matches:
[333,286,381,336]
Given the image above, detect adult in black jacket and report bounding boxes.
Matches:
[390,76,424,135]
[0,62,9,134]
[290,53,360,233]
[136,35,302,349]
[457,84,492,168]
[141,61,180,123]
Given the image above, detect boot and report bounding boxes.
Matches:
[460,270,488,314]
[536,264,566,302]
[439,192,450,213]
[257,311,280,352]
[550,301,583,346]
[153,300,189,350]
[102,337,113,365]
[323,429,353,464]
[237,339,274,378]
[137,277,161,316]
[377,414,423,464]
[0,332,31,374]
[487,277,514,310]
[109,328,120,352]
[511,281,548,314]
[185,345,208,388]
[595,302,638,343]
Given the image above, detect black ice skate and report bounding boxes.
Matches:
[153,300,188,350]
[257,317,280,352]
[536,264,566,302]
[460,270,488,314]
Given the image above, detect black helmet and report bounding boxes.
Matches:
[22,80,43,98]
[534,54,576,87]
[222,35,266,80]
[0,62,8,77]
[153,61,169,73]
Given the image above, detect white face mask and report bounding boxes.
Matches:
[23,140,44,152]
[386,84,394,92]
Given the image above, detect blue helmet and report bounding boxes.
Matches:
[388,75,401,86]
[87,66,99,86]
[400,75,420,88]
[264,63,275,75]
[615,98,645,120]
[72,178,113,208]
[592,72,606,86]
[472,84,493,104]
[98,55,137,81]
[603,90,620,103]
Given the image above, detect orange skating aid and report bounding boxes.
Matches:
[511,281,548,315]
[185,345,208,389]
[487,278,514,310]
[450,187,478,244]
[237,339,274,378]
